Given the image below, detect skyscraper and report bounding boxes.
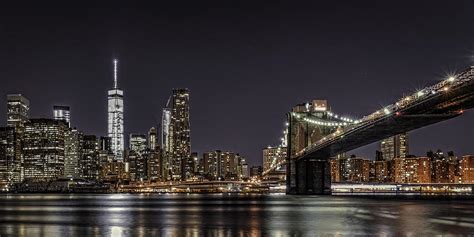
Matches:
[148,127,157,150]
[64,128,83,179]
[7,94,30,131]
[53,105,71,127]
[170,89,191,180]
[129,134,147,154]
[80,135,99,180]
[5,94,28,182]
[380,133,409,160]
[161,106,172,180]
[23,119,67,180]
[0,127,16,188]
[107,59,124,160]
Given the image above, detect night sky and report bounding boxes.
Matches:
[0,2,473,165]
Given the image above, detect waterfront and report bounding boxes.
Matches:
[0,194,474,236]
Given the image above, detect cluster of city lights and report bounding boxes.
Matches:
[326,111,358,124]
[291,112,361,126]
[303,117,349,127]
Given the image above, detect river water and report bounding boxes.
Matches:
[0,193,473,236]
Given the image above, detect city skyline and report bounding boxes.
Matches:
[0,3,473,166]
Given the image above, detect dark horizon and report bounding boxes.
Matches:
[0,2,473,165]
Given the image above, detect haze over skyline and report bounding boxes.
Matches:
[0,2,473,165]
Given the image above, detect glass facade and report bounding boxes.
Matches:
[107,60,124,160]
[380,133,409,160]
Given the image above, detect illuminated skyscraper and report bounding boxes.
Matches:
[161,106,172,180]
[380,133,409,160]
[7,94,30,131]
[129,134,147,154]
[23,119,67,180]
[107,59,124,160]
[5,94,28,183]
[53,105,71,127]
[148,127,157,150]
[170,89,191,180]
[64,128,83,179]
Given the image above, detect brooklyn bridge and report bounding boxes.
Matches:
[264,66,474,194]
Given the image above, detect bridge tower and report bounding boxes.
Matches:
[286,100,346,194]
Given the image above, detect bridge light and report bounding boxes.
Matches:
[285,122,289,126]
[417,91,424,97]
[384,108,391,115]
[443,87,450,92]
[448,76,455,82]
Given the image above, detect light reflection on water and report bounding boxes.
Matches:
[0,193,473,236]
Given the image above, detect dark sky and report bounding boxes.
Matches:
[0,2,473,165]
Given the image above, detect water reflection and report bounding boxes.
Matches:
[0,194,473,236]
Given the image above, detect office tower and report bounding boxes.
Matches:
[380,133,409,160]
[161,106,172,180]
[23,119,67,180]
[100,136,112,152]
[7,94,30,131]
[148,127,157,150]
[0,127,16,189]
[129,134,147,154]
[262,146,287,172]
[80,135,99,180]
[107,59,124,160]
[53,105,71,127]
[170,89,191,180]
[5,94,28,182]
[64,129,83,179]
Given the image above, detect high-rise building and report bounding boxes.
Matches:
[23,119,67,180]
[7,94,30,131]
[100,136,112,152]
[147,149,162,182]
[64,129,83,179]
[380,133,409,160]
[129,134,147,154]
[170,89,191,180]
[0,127,17,189]
[5,94,28,182]
[80,135,99,180]
[148,127,158,150]
[53,105,71,127]
[107,59,124,160]
[161,106,172,180]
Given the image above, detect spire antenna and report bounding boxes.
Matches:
[113,59,118,88]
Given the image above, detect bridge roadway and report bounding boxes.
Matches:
[287,66,474,194]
